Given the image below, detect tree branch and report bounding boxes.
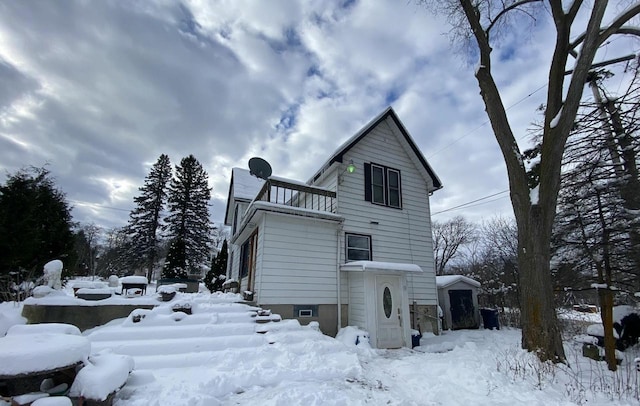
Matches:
[570,3,640,50]
[486,0,543,34]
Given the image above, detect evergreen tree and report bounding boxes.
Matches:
[0,167,75,277]
[125,154,172,281]
[162,238,188,279]
[164,155,212,277]
[205,240,228,292]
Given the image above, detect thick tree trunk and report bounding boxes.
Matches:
[516,207,565,362]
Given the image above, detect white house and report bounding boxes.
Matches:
[224,107,443,348]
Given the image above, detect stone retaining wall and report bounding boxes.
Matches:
[22,304,156,331]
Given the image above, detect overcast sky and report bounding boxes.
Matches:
[0,0,637,231]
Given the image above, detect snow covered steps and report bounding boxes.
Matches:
[85,297,289,370]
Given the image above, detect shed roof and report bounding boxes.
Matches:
[436,275,481,289]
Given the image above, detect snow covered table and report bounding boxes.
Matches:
[120,276,148,297]
[0,334,90,396]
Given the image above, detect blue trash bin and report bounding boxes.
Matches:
[480,308,500,330]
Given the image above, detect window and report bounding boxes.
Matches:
[294,305,318,317]
[239,231,258,288]
[232,205,239,235]
[346,233,371,261]
[387,169,401,208]
[371,165,385,205]
[240,239,251,278]
[364,163,402,208]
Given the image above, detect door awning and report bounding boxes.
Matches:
[340,261,423,273]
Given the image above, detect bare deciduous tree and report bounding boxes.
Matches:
[432,216,477,275]
[422,0,640,362]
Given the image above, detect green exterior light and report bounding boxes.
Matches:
[347,160,356,173]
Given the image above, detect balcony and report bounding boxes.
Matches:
[253,177,337,213]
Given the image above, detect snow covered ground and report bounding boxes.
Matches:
[2,288,640,405]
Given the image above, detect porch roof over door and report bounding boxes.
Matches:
[340,261,423,273]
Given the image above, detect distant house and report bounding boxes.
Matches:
[224,107,443,348]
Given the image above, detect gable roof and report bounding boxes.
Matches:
[436,275,481,289]
[309,107,443,191]
[231,168,265,201]
[224,168,265,225]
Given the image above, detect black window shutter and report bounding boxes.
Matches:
[364,162,371,202]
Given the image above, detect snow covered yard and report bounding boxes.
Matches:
[2,291,640,405]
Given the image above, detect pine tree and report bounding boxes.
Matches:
[205,240,228,292]
[0,167,75,277]
[164,155,212,278]
[162,238,188,279]
[125,154,172,281]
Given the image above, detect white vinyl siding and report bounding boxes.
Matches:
[336,118,437,305]
[348,272,366,328]
[257,213,340,305]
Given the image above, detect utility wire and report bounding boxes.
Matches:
[431,189,509,216]
[70,200,131,212]
[427,83,549,159]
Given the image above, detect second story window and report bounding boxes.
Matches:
[364,163,402,209]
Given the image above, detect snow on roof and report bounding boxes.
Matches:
[232,201,343,244]
[436,275,480,288]
[232,168,265,201]
[341,261,423,273]
[0,334,90,375]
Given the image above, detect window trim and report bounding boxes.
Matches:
[345,233,372,262]
[365,163,402,209]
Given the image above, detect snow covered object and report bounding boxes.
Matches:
[42,260,63,290]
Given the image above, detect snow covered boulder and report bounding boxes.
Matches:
[107,275,119,288]
[69,352,134,404]
[43,260,63,290]
[32,396,73,405]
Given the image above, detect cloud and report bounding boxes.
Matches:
[0,0,636,232]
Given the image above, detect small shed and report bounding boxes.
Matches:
[436,275,481,330]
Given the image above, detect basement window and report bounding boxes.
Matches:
[294,305,318,318]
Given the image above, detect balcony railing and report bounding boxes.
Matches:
[253,178,337,213]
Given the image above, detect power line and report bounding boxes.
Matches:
[70,200,131,212]
[431,189,509,216]
[427,83,548,159]
[70,199,227,225]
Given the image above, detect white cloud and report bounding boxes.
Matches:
[0,0,636,230]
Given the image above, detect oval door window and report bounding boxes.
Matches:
[383,287,392,318]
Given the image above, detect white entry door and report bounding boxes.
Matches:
[375,276,404,348]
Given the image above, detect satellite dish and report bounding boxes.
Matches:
[248,157,272,180]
